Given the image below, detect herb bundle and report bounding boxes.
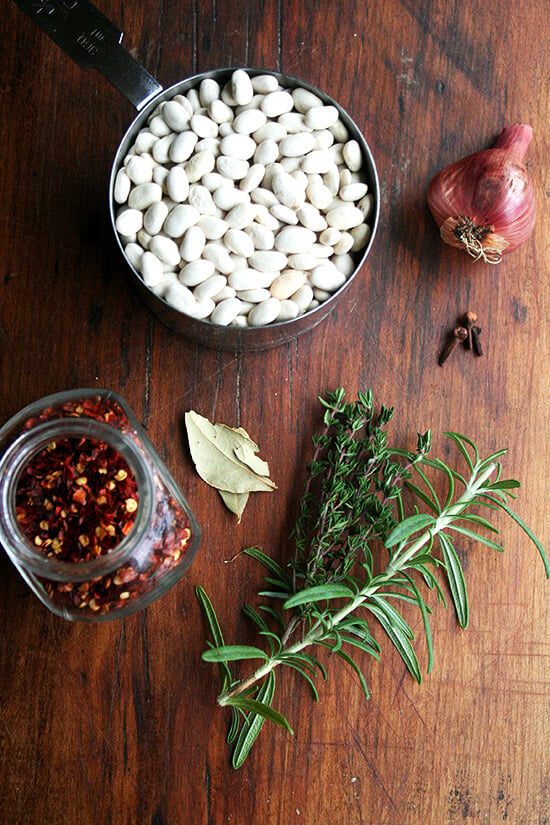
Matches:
[197,389,549,768]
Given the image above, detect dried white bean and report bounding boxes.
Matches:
[270,203,298,225]
[124,242,144,271]
[179,225,206,261]
[220,133,257,160]
[193,274,227,301]
[358,193,375,219]
[191,113,218,138]
[254,139,279,166]
[250,187,278,207]
[224,203,258,230]
[340,183,368,201]
[249,250,288,271]
[126,155,154,185]
[188,184,217,215]
[169,131,199,163]
[313,129,335,150]
[291,284,314,312]
[253,121,287,142]
[211,297,243,325]
[216,155,249,180]
[261,90,294,117]
[128,183,162,210]
[212,186,249,211]
[198,215,229,240]
[296,203,327,231]
[233,109,267,134]
[240,163,265,193]
[115,208,143,235]
[301,150,334,174]
[272,172,306,208]
[114,168,131,204]
[251,74,279,93]
[306,181,334,210]
[274,226,316,254]
[149,235,181,266]
[279,132,316,157]
[203,243,235,274]
[237,288,271,303]
[162,100,192,132]
[277,299,299,321]
[164,204,200,237]
[185,150,216,183]
[350,222,371,251]
[164,281,197,314]
[326,204,364,230]
[278,112,309,134]
[248,298,281,326]
[343,139,362,171]
[292,87,323,112]
[141,251,165,286]
[333,252,355,275]
[208,98,234,125]
[270,269,306,299]
[288,253,319,270]
[309,262,346,291]
[228,268,277,290]
[164,166,189,202]
[323,165,340,195]
[191,297,216,319]
[149,115,171,137]
[224,228,255,257]
[333,232,354,255]
[134,130,158,153]
[144,201,169,235]
[199,78,221,107]
[230,70,253,106]
[179,259,216,286]
[244,222,274,250]
[330,119,349,142]
[305,105,339,130]
[152,134,175,164]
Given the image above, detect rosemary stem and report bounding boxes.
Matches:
[218,462,497,705]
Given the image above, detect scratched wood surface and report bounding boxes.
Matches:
[1,1,549,823]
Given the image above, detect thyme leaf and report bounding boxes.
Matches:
[197,390,549,767]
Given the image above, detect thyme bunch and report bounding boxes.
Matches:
[197,389,549,769]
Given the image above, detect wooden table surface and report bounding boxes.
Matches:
[1,1,549,823]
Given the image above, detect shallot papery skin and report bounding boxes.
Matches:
[427,124,536,262]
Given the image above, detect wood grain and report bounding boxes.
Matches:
[1,1,549,823]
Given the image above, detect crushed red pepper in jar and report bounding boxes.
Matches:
[0,390,200,621]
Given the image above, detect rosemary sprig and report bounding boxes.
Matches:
[197,389,549,768]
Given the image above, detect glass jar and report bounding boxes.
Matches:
[0,389,201,622]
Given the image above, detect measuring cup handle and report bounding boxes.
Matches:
[12,0,163,110]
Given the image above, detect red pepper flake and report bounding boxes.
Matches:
[15,437,139,563]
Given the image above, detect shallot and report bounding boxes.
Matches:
[427,124,535,263]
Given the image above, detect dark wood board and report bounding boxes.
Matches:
[1,1,549,823]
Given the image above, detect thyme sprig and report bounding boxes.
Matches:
[197,389,549,768]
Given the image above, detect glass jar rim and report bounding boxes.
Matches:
[0,417,155,581]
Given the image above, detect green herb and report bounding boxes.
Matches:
[185,410,276,521]
[197,389,549,767]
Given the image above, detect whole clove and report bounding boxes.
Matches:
[461,310,478,350]
[438,326,468,365]
[471,326,483,356]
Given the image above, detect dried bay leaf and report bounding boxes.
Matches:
[218,489,250,523]
[185,411,276,519]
